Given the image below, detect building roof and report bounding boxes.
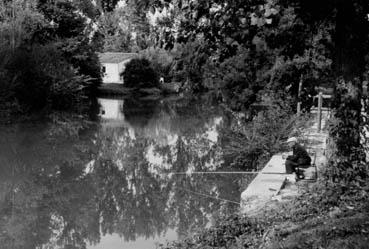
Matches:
[98,52,137,64]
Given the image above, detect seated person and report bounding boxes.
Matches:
[284,137,311,178]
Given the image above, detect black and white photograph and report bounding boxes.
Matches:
[0,0,368,248]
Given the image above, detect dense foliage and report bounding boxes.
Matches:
[139,46,175,82]
[160,215,265,249]
[95,0,334,112]
[222,96,306,171]
[0,0,101,115]
[4,45,91,110]
[92,1,153,52]
[122,57,159,89]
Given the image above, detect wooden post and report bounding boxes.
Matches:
[297,102,301,115]
[317,92,323,132]
[297,75,303,115]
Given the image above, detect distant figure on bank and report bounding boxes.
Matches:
[284,137,311,177]
[159,77,164,84]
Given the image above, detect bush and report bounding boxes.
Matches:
[325,80,368,185]
[139,47,174,82]
[222,96,298,171]
[122,58,159,89]
[171,40,210,92]
[2,45,91,111]
[56,37,102,87]
[160,214,265,249]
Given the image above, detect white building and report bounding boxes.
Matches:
[98,52,137,84]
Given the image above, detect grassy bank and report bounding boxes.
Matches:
[158,177,369,249]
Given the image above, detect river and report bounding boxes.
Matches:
[0,95,253,249]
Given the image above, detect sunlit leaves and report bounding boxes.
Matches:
[96,0,120,12]
[0,1,46,47]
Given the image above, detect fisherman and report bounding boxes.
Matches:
[284,137,311,178]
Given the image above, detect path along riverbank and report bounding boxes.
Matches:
[240,109,330,215]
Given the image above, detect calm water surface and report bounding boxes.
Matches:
[0,96,252,249]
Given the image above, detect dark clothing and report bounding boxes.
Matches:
[285,160,299,174]
[285,143,311,174]
[287,143,311,165]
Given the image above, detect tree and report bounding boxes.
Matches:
[0,0,46,49]
[93,10,133,52]
[122,58,159,89]
[1,0,102,112]
[37,0,102,83]
[96,0,120,12]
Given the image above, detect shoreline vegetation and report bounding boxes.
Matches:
[97,82,182,97]
[159,113,369,249]
[1,0,368,248]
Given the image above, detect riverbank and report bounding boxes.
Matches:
[160,109,369,249]
[97,82,182,97]
[240,109,329,215]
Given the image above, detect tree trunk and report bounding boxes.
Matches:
[334,0,367,80]
[332,0,366,154]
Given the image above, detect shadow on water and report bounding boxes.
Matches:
[0,95,254,249]
[123,98,159,128]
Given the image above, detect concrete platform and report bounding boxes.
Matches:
[240,154,291,214]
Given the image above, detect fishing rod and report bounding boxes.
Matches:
[168,171,293,206]
[174,186,241,205]
[169,171,291,175]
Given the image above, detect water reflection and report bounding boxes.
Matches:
[99,98,125,120]
[0,96,252,249]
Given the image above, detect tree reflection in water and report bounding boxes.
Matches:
[0,96,249,249]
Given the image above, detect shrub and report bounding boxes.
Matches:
[56,37,102,87]
[139,47,174,82]
[3,45,91,111]
[122,58,159,89]
[325,80,368,185]
[159,214,265,249]
[171,40,210,92]
[222,97,297,171]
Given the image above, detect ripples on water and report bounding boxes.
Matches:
[0,96,253,249]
